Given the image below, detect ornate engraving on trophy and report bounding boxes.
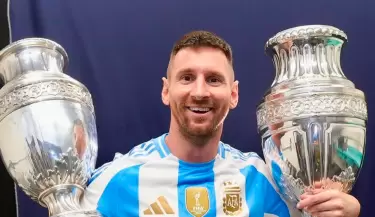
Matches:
[0,38,101,217]
[256,94,367,129]
[0,80,93,124]
[258,25,367,217]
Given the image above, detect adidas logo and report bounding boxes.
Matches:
[143,196,175,215]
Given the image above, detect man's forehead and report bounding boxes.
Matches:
[169,47,232,73]
[173,46,228,60]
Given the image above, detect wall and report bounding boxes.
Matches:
[5,0,375,216]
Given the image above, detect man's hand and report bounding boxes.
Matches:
[297,188,361,217]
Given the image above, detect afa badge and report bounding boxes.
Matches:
[222,181,242,216]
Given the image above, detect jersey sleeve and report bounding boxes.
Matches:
[80,139,164,212]
[240,152,302,217]
[79,153,142,211]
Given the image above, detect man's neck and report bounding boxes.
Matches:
[165,125,222,163]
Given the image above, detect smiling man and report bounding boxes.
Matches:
[80,31,361,217]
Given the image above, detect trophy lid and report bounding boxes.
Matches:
[265,25,348,50]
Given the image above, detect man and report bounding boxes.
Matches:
[73,119,87,160]
[81,31,361,217]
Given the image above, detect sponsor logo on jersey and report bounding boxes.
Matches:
[143,196,175,215]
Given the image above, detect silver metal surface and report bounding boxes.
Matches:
[257,25,367,216]
[0,38,102,217]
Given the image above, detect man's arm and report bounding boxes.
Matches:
[80,135,169,217]
[80,149,158,212]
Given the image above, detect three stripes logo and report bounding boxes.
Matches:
[143,196,175,215]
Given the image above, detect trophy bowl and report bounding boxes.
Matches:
[0,38,101,216]
[256,25,367,215]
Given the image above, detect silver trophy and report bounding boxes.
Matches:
[0,38,101,217]
[256,25,367,216]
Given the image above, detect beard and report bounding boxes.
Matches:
[170,99,228,147]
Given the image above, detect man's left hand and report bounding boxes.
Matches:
[297,189,361,217]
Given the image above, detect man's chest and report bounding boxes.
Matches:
[135,169,254,217]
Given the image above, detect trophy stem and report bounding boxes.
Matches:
[39,184,84,216]
[37,183,102,217]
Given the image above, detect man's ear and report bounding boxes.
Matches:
[230,80,239,109]
[161,77,170,106]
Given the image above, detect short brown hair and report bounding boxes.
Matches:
[170,30,233,64]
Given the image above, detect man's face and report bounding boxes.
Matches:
[162,47,239,138]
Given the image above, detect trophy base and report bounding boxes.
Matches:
[51,210,102,217]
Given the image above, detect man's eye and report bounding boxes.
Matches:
[181,75,193,81]
[208,77,221,83]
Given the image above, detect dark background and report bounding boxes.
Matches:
[0,0,16,216]
[2,1,375,217]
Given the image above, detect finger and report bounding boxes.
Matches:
[306,199,344,213]
[300,193,312,200]
[300,191,314,199]
[297,190,336,209]
[300,188,325,200]
[313,181,323,188]
[309,210,343,217]
[311,188,326,194]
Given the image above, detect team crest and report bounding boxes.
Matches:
[185,187,210,217]
[222,181,242,216]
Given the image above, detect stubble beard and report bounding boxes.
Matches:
[179,121,217,147]
[173,108,222,147]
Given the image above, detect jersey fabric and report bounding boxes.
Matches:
[80,133,301,217]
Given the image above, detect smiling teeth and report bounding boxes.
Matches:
[190,107,210,112]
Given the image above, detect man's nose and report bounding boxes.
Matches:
[191,77,210,99]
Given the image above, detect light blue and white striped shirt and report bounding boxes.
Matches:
[80,133,300,217]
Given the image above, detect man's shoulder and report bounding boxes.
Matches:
[80,134,172,210]
[88,134,170,184]
[219,142,266,167]
[218,142,274,179]
[125,133,171,159]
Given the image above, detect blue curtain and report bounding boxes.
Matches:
[8,0,374,216]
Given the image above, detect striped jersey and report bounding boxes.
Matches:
[80,133,301,217]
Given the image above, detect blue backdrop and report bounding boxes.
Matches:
[8,0,374,216]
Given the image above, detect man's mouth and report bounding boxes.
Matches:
[187,107,212,114]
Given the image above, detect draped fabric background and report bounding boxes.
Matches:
[0,1,16,217]
[7,0,374,216]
